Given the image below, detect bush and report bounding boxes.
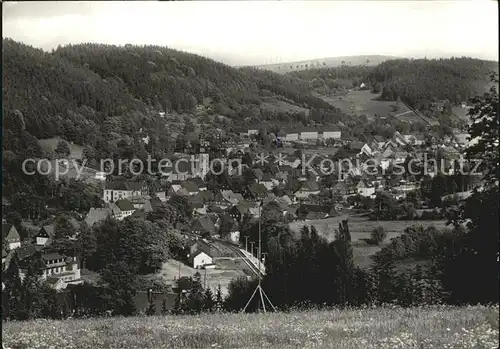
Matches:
[371,226,387,245]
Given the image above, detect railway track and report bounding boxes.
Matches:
[215,240,264,279]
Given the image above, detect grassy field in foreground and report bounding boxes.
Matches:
[2,305,498,349]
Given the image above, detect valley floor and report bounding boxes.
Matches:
[2,305,498,349]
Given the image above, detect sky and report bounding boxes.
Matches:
[2,1,499,66]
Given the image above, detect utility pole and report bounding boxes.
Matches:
[242,201,276,314]
[204,267,207,289]
[250,242,255,256]
[245,236,249,252]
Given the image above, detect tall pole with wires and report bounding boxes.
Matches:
[242,200,276,314]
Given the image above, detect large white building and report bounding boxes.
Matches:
[19,251,82,290]
[321,130,342,139]
[299,129,319,140]
[284,132,299,141]
[103,181,148,203]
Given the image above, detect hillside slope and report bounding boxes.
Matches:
[3,39,344,149]
[368,57,498,108]
[253,55,398,74]
[2,39,351,208]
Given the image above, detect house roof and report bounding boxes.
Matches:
[277,129,287,137]
[221,190,244,204]
[246,183,269,198]
[322,126,341,133]
[191,216,216,235]
[394,151,409,159]
[14,245,42,261]
[128,196,149,204]
[283,127,299,134]
[231,204,249,216]
[44,277,64,286]
[357,179,374,188]
[191,177,207,189]
[299,181,320,192]
[150,197,163,210]
[2,224,20,242]
[188,195,204,208]
[115,199,135,212]
[37,225,55,238]
[253,169,264,180]
[277,195,292,205]
[261,174,274,182]
[350,141,364,150]
[181,181,199,193]
[190,192,212,206]
[234,127,247,134]
[41,252,66,261]
[150,182,164,193]
[228,176,245,191]
[296,127,319,133]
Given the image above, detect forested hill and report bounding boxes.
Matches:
[4,38,354,205]
[287,57,498,110]
[368,58,498,108]
[3,38,343,150]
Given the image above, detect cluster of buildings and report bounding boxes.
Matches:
[234,126,342,142]
[2,118,472,289]
[2,223,82,291]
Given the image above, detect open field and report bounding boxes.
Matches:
[317,90,406,120]
[3,305,498,349]
[38,137,84,159]
[289,215,448,242]
[289,215,448,268]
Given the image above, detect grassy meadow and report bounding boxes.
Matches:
[38,137,84,159]
[317,90,404,120]
[289,215,448,268]
[3,305,498,349]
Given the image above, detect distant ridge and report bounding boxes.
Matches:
[248,55,400,73]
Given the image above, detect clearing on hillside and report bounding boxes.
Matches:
[317,90,407,120]
[38,137,84,159]
[260,97,309,115]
